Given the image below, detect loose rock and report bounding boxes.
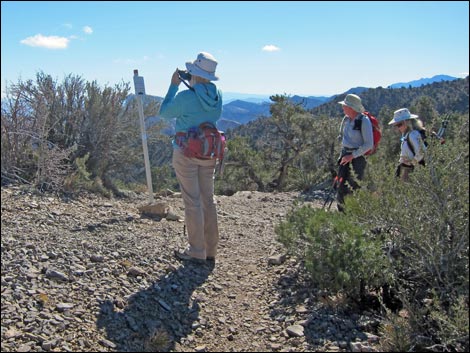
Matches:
[1,187,382,352]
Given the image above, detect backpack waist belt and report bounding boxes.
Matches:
[399,162,414,169]
[342,147,358,152]
[174,131,214,160]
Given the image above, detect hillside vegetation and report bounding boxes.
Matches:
[2,72,468,351]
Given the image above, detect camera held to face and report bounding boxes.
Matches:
[178,70,192,81]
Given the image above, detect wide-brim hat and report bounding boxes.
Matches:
[185,52,219,81]
[388,108,418,125]
[337,94,365,113]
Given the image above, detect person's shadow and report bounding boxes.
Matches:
[96,260,214,351]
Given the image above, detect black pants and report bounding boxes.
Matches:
[395,163,417,182]
[336,155,367,211]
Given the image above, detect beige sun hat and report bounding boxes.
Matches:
[337,94,365,113]
[185,52,219,81]
[388,108,418,125]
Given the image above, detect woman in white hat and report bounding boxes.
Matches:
[388,108,427,181]
[159,52,222,264]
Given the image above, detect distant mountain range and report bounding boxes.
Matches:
[387,74,459,89]
[136,74,461,132]
[223,92,271,104]
[217,74,460,129]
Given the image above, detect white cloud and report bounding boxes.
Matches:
[262,45,280,52]
[83,26,93,34]
[20,34,69,49]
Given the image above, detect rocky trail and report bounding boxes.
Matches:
[1,186,382,352]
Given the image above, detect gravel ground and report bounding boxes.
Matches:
[1,186,382,352]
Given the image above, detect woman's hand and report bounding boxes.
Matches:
[171,69,181,86]
[340,154,354,165]
[401,157,413,165]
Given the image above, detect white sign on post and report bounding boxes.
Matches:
[133,69,146,95]
[133,69,153,203]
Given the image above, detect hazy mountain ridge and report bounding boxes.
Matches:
[387,74,459,89]
[218,74,461,125]
[219,75,459,131]
[221,100,271,124]
[310,76,469,119]
[136,74,462,131]
[223,92,271,103]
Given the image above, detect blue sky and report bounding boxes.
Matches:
[1,1,469,98]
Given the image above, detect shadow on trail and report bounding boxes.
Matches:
[269,262,374,349]
[96,260,214,351]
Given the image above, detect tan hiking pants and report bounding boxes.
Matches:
[172,148,219,260]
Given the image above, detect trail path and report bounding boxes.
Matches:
[1,187,381,352]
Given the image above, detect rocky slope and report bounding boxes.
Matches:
[1,186,382,352]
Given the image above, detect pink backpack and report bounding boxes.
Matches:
[176,122,226,160]
[358,112,382,156]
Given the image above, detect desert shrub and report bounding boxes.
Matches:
[143,328,171,352]
[277,112,468,350]
[216,136,270,194]
[64,153,93,192]
[35,144,75,192]
[350,125,468,297]
[427,295,469,352]
[378,310,413,352]
[378,293,468,352]
[341,114,469,350]
[276,206,392,297]
[152,164,179,193]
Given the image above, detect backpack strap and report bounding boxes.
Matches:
[405,131,426,166]
[337,116,348,141]
[405,132,415,157]
[353,114,363,130]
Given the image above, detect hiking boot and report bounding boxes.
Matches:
[206,256,215,262]
[174,250,206,264]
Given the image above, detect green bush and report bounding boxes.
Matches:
[276,206,392,297]
[428,295,469,351]
[152,164,179,193]
[277,113,469,351]
[64,153,93,191]
[351,135,469,300]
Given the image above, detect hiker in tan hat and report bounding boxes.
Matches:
[159,52,222,264]
[388,108,427,181]
[336,94,374,211]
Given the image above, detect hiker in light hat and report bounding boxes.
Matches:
[159,52,222,264]
[389,108,427,181]
[335,94,374,211]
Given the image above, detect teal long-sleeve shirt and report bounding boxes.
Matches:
[159,82,223,134]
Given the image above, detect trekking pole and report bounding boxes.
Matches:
[133,69,154,204]
[323,170,345,210]
[322,185,334,210]
[429,117,449,145]
[436,118,449,144]
[322,163,348,210]
[323,176,339,210]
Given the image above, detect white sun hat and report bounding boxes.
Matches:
[185,52,219,81]
[388,108,419,125]
[337,94,365,113]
